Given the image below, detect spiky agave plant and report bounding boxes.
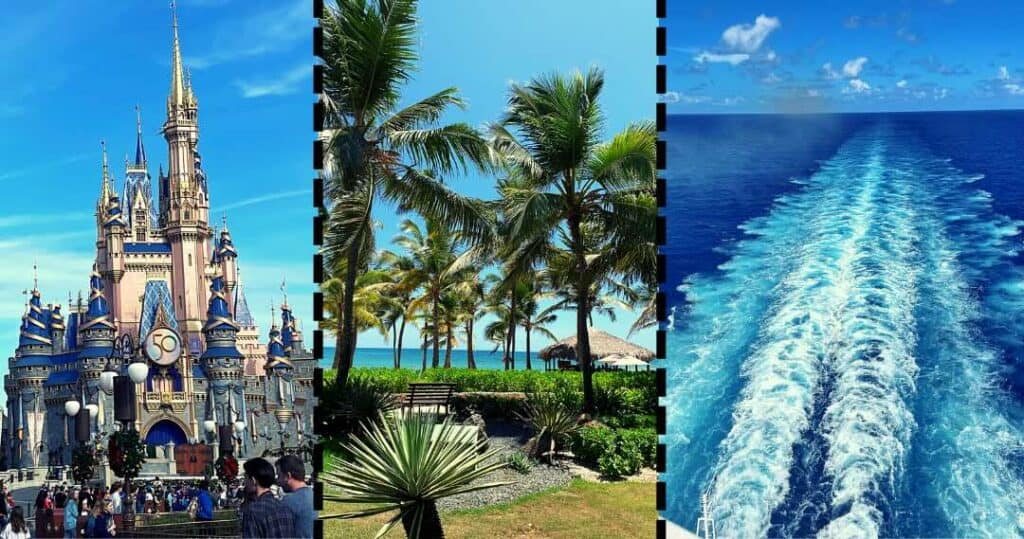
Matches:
[323,413,513,538]
[517,392,583,465]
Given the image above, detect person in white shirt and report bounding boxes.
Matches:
[0,507,30,539]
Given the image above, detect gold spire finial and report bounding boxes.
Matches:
[169,0,186,108]
[100,140,112,203]
[135,104,143,135]
[32,260,38,291]
[222,213,228,232]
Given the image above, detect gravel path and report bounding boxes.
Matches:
[436,421,573,513]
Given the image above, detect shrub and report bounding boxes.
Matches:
[505,452,535,475]
[570,425,657,479]
[451,392,527,421]
[319,375,400,436]
[517,392,582,464]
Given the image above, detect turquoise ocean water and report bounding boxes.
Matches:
[321,347,536,370]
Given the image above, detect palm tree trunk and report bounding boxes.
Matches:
[402,501,445,538]
[525,328,532,370]
[568,207,595,416]
[431,293,441,369]
[391,321,398,368]
[396,316,407,369]
[507,290,517,370]
[466,321,476,369]
[335,217,367,387]
[444,327,453,368]
[421,333,428,372]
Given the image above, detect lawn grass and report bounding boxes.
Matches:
[323,478,655,538]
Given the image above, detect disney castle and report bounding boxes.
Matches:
[2,6,315,478]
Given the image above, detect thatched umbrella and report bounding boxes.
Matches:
[538,328,654,370]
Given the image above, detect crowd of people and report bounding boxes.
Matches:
[0,455,315,538]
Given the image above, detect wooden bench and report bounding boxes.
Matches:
[403,383,455,417]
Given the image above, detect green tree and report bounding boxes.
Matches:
[490,68,656,414]
[322,0,494,387]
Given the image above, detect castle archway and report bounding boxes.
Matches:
[142,418,189,446]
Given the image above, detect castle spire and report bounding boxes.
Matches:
[135,105,147,166]
[169,0,186,109]
[99,140,111,205]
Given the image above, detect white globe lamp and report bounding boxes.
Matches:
[100,371,117,392]
[64,401,80,417]
[233,420,246,434]
[203,420,216,433]
[85,404,99,419]
[127,362,149,384]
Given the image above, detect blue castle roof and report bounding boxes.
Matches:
[82,270,115,331]
[200,275,243,360]
[280,303,295,354]
[19,290,52,349]
[266,324,290,369]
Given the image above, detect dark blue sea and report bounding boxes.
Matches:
[321,347,533,370]
[660,111,1024,537]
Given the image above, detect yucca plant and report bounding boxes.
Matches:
[323,413,513,538]
[517,392,583,464]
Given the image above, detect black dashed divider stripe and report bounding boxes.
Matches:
[314,100,325,132]
[313,65,324,93]
[313,140,324,170]
[313,329,324,361]
[656,5,668,534]
[313,253,324,284]
[313,7,325,533]
[313,177,323,207]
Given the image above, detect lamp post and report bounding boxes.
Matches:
[108,334,149,532]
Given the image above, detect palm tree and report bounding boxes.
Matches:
[322,0,494,387]
[451,273,487,369]
[385,217,466,369]
[518,297,558,371]
[489,68,656,415]
[325,413,512,538]
[323,267,394,358]
[378,252,420,368]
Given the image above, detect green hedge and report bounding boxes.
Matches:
[331,368,656,413]
[570,425,657,479]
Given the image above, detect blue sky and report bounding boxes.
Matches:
[664,1,1024,113]
[355,0,655,352]
[0,0,313,385]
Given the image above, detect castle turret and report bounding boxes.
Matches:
[18,288,52,357]
[200,275,246,434]
[217,217,239,310]
[49,304,65,354]
[280,302,303,355]
[125,106,156,243]
[264,316,294,436]
[162,2,211,344]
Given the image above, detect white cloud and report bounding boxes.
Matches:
[235,64,310,98]
[846,79,872,94]
[211,188,312,213]
[694,52,750,65]
[843,57,869,78]
[806,89,821,97]
[896,80,908,88]
[1005,83,1024,96]
[822,62,840,80]
[721,15,781,53]
[660,92,680,104]
[186,0,308,69]
[999,66,1011,81]
[762,73,782,84]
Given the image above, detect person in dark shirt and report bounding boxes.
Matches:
[239,458,294,538]
[275,455,315,539]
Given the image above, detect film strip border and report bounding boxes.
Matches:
[655,0,668,537]
[312,1,325,538]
